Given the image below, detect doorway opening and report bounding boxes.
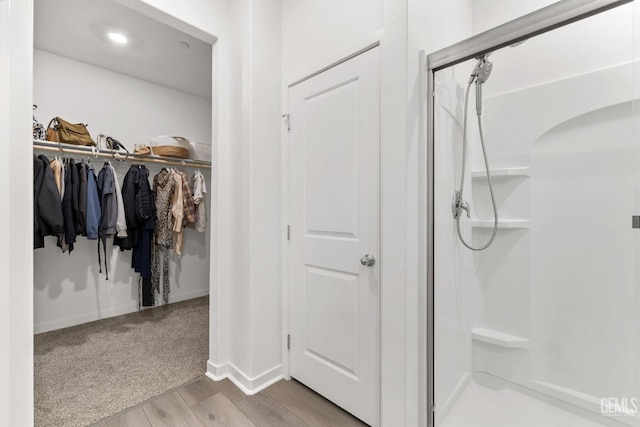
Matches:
[32,0,217,424]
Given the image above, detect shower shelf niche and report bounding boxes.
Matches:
[471,166,530,179]
[471,219,531,229]
[472,327,530,349]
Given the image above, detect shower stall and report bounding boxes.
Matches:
[426,0,640,426]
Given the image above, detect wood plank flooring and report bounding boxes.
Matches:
[93,376,369,427]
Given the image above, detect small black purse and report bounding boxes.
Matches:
[33,105,46,141]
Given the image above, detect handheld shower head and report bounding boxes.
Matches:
[471,57,493,115]
[468,54,493,84]
[476,60,493,84]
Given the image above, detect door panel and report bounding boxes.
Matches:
[288,47,380,426]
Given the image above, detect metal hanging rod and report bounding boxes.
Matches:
[33,140,212,169]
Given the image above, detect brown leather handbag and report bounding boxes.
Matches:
[46,117,96,146]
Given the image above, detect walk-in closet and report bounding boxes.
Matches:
[32,0,214,425]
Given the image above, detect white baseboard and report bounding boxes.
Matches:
[34,290,210,334]
[207,360,283,395]
[34,304,139,334]
[170,289,210,304]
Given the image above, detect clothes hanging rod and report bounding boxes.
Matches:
[33,140,212,169]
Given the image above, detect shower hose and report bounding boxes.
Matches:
[455,81,499,251]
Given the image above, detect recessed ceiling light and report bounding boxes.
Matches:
[108,32,128,45]
[178,41,190,49]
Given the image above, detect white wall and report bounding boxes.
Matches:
[471,0,559,34]
[34,49,212,145]
[208,0,282,389]
[0,0,10,421]
[281,0,382,82]
[0,0,9,419]
[248,0,282,381]
[2,0,34,424]
[478,1,634,98]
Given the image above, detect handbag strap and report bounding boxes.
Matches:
[46,117,59,130]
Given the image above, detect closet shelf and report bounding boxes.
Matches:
[471,218,530,229]
[472,327,530,349]
[472,166,530,179]
[33,140,212,169]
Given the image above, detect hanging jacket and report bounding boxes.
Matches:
[170,170,184,255]
[110,164,127,239]
[97,163,117,279]
[49,158,64,200]
[76,162,88,236]
[85,165,101,240]
[132,166,154,279]
[135,165,152,224]
[98,164,117,238]
[34,155,64,249]
[58,158,79,253]
[116,165,142,250]
[191,170,207,233]
[175,170,196,227]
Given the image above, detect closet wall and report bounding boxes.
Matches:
[33,48,212,333]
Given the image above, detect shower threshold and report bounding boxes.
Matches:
[438,373,632,427]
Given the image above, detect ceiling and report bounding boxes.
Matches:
[34,0,212,99]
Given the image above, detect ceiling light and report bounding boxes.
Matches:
[178,41,190,49]
[108,32,128,45]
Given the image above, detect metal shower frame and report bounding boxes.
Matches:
[424,0,633,425]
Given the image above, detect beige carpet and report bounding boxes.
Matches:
[35,296,209,427]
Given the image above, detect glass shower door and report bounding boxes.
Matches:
[430,2,638,426]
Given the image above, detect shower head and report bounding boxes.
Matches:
[476,59,493,84]
[469,55,493,85]
[470,39,525,115]
[473,57,493,115]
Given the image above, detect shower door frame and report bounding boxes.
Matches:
[424,0,633,425]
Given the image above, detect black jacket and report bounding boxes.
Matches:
[76,162,88,236]
[115,165,138,250]
[34,155,64,249]
[115,165,153,251]
[58,158,79,253]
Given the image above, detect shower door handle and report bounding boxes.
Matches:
[361,253,376,267]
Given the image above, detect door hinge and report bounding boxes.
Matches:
[287,334,291,350]
[287,225,290,240]
[282,113,291,131]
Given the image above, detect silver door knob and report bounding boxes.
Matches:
[361,253,376,267]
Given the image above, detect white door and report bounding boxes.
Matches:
[288,47,380,426]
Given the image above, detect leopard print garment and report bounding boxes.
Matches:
[152,170,175,303]
[153,170,175,248]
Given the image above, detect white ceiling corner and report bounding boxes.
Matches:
[34,0,212,99]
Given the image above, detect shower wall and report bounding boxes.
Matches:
[473,62,636,417]
[434,2,640,424]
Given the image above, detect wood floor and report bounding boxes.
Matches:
[92,376,369,427]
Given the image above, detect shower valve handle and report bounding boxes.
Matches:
[452,191,471,219]
[460,200,470,218]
